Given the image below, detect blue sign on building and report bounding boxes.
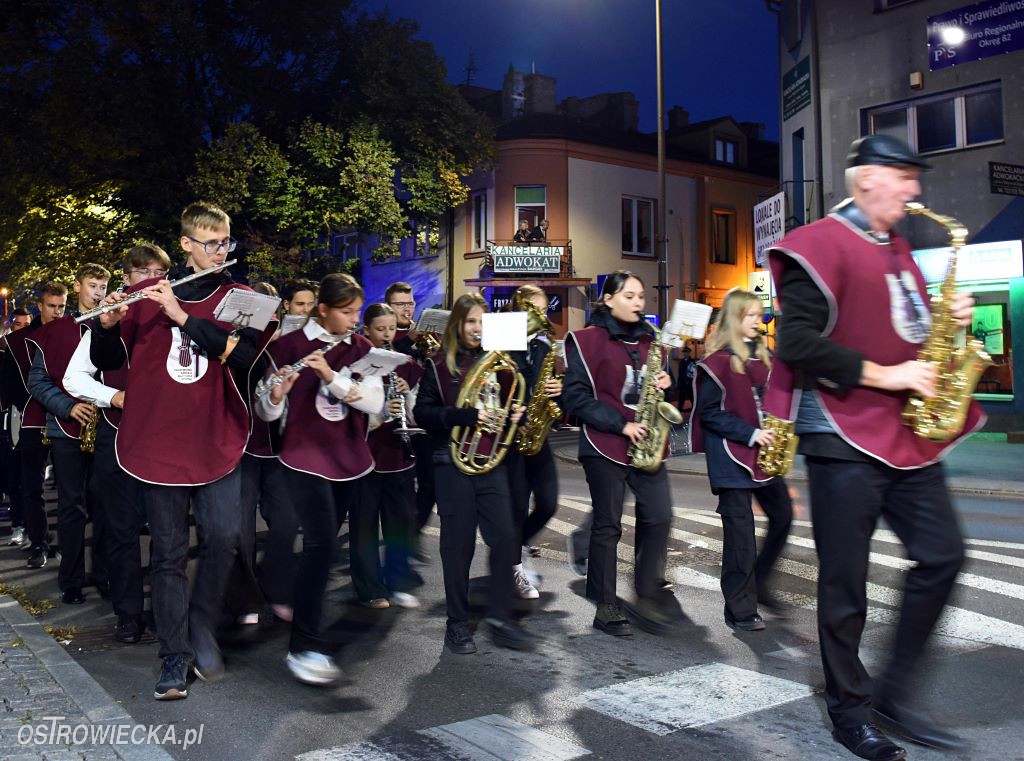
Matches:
[928,0,1024,70]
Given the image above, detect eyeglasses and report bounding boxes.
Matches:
[389,301,415,308]
[186,236,238,255]
[131,268,167,278]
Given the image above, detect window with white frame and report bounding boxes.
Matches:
[413,219,439,258]
[867,82,1003,155]
[622,196,655,256]
[715,138,737,165]
[470,190,487,251]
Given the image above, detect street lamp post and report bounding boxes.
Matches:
[655,0,669,325]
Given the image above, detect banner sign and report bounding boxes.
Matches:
[913,239,1024,284]
[753,192,786,267]
[490,244,563,274]
[927,0,1024,70]
[782,57,811,121]
[990,161,1024,196]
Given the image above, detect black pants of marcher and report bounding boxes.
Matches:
[716,479,793,621]
[506,442,559,552]
[144,468,242,660]
[807,457,964,731]
[435,461,516,626]
[413,434,436,530]
[237,453,298,607]
[17,428,50,549]
[582,456,672,604]
[2,424,24,528]
[50,438,94,592]
[92,418,144,620]
[364,469,420,593]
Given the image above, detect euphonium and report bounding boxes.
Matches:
[514,294,563,456]
[450,345,526,475]
[628,320,684,473]
[902,202,992,441]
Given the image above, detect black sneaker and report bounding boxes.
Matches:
[61,588,85,605]
[444,622,477,655]
[725,613,766,632]
[486,618,537,651]
[154,655,191,700]
[26,546,47,569]
[594,603,632,636]
[115,616,143,644]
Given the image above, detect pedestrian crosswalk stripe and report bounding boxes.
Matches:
[296,742,402,761]
[417,714,591,761]
[575,663,812,735]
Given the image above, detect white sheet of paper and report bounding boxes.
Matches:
[662,300,713,346]
[280,314,306,335]
[347,348,409,378]
[213,289,281,331]
[416,308,450,335]
[482,312,527,352]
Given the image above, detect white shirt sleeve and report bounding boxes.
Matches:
[62,332,119,408]
[255,389,286,422]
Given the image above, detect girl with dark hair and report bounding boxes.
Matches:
[562,270,676,637]
[255,273,387,686]
[690,289,792,632]
[413,293,534,655]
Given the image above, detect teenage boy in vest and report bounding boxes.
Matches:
[91,203,273,700]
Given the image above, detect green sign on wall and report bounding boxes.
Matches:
[782,57,811,121]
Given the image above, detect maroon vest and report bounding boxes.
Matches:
[99,362,128,428]
[26,315,88,438]
[116,283,263,485]
[245,349,277,458]
[768,215,985,468]
[565,325,666,465]
[690,350,772,483]
[368,358,424,473]
[269,330,374,481]
[4,324,45,427]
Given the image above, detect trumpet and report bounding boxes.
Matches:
[75,260,236,324]
[254,330,353,401]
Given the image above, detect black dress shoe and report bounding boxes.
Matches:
[832,723,907,761]
[873,700,965,750]
[115,616,143,644]
[725,613,766,632]
[627,596,674,635]
[444,622,477,654]
[593,603,632,636]
[487,618,536,651]
[61,588,86,605]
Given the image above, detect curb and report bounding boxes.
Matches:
[0,595,175,761]
[552,447,1024,499]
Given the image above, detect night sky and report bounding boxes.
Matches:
[361,0,781,140]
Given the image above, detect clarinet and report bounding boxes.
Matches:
[383,343,425,447]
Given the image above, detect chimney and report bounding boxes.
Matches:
[668,106,689,131]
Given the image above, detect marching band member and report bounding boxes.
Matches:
[281,279,317,317]
[505,285,562,599]
[363,303,424,608]
[90,202,274,700]
[27,264,110,606]
[562,271,675,637]
[255,273,385,686]
[413,293,534,655]
[385,281,417,353]
[690,289,793,633]
[1,308,32,548]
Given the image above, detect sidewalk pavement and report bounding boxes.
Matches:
[0,595,174,761]
[554,431,1024,498]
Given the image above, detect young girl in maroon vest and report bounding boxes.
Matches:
[562,270,675,637]
[413,293,534,655]
[362,303,425,608]
[255,273,385,686]
[690,289,793,632]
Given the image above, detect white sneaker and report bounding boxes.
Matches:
[390,591,420,609]
[44,465,53,483]
[285,651,342,686]
[513,568,540,600]
[520,556,541,588]
[8,527,26,546]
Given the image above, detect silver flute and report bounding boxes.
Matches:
[75,260,237,324]
[253,330,353,401]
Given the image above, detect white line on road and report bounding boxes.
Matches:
[296,742,403,761]
[418,714,591,761]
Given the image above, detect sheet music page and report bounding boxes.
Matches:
[482,312,527,352]
[280,314,306,335]
[213,289,281,331]
[662,300,714,346]
[347,348,409,378]
[416,308,450,335]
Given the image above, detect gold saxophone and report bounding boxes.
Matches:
[80,407,98,453]
[628,321,683,473]
[514,294,563,456]
[902,202,991,441]
[756,414,797,477]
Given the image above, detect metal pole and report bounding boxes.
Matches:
[655,0,669,324]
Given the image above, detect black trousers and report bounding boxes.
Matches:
[92,418,144,619]
[144,468,242,660]
[1,421,24,528]
[716,479,793,620]
[506,441,559,552]
[435,460,516,626]
[807,457,964,731]
[237,453,298,607]
[50,438,94,591]
[17,428,50,549]
[582,456,672,603]
[413,434,436,529]
[364,469,420,593]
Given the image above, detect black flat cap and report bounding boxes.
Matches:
[846,135,931,170]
